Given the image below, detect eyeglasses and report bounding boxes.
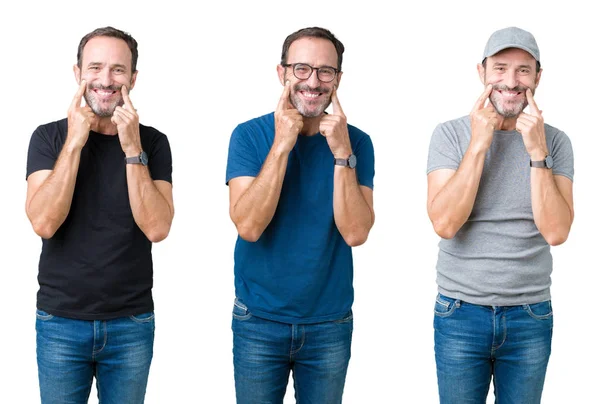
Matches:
[281,63,339,83]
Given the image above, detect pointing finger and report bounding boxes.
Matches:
[526,88,541,117]
[331,85,345,117]
[277,80,292,112]
[121,85,135,111]
[71,80,87,109]
[472,84,493,114]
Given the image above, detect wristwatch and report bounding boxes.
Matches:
[530,155,553,169]
[125,150,149,166]
[334,154,357,169]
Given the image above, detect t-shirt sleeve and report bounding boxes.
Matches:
[26,125,58,179]
[549,130,574,181]
[226,124,262,184]
[355,134,375,189]
[427,123,461,174]
[149,133,173,184]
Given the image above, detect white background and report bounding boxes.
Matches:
[1,0,598,402]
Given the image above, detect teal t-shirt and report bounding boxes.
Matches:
[226,112,375,324]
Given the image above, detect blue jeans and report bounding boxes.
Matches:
[36,309,155,404]
[434,294,553,404]
[232,299,353,404]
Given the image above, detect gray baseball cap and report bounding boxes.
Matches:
[482,27,540,62]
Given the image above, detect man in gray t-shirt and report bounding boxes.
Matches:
[427,27,574,404]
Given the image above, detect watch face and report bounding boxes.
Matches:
[545,155,554,169]
[140,151,149,166]
[348,154,357,169]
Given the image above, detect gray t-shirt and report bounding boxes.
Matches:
[427,115,574,305]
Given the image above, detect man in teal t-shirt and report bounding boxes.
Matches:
[226,26,375,403]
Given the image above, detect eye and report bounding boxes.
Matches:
[494,66,505,72]
[89,66,100,71]
[519,68,531,74]
[295,65,311,74]
[319,68,335,77]
[113,68,125,74]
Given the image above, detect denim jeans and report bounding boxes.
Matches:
[232,299,353,404]
[36,309,155,404]
[433,294,553,404]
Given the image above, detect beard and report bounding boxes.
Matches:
[83,83,125,117]
[489,84,530,118]
[290,84,332,118]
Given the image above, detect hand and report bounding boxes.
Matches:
[469,84,498,154]
[111,85,142,156]
[66,80,96,150]
[274,80,303,154]
[516,89,548,160]
[319,86,352,158]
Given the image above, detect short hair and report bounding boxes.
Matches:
[77,26,138,72]
[280,27,345,71]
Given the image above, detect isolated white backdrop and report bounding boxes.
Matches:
[1,0,597,403]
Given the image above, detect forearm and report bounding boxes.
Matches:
[231,148,289,242]
[531,170,573,246]
[333,167,374,247]
[428,147,486,238]
[27,144,81,238]
[126,166,173,243]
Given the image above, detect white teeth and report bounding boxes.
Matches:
[302,92,319,98]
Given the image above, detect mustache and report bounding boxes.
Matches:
[87,83,122,92]
[492,84,529,92]
[293,84,330,94]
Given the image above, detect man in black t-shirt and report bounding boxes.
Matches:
[25,26,174,404]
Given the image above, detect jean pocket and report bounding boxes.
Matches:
[434,294,460,317]
[232,298,253,321]
[524,301,553,320]
[129,312,155,323]
[36,309,54,321]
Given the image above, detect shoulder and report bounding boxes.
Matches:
[347,123,373,147]
[139,123,168,140]
[543,122,570,141]
[436,115,470,133]
[234,112,275,133]
[33,118,68,138]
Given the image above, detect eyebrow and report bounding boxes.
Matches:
[492,62,534,69]
[86,62,128,70]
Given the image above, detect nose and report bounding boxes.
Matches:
[305,68,321,88]
[504,70,518,89]
[98,67,112,87]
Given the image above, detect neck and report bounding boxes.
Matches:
[497,115,518,131]
[91,116,118,135]
[299,114,324,136]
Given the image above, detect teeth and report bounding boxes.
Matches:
[302,92,319,98]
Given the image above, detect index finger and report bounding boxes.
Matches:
[331,85,345,116]
[70,80,87,109]
[276,80,292,112]
[471,84,493,114]
[525,88,541,117]
[121,85,135,111]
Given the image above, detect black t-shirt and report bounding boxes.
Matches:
[26,118,172,320]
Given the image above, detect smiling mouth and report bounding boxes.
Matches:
[93,89,117,97]
[299,90,322,99]
[496,89,523,98]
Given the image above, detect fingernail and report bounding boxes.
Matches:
[285,80,290,86]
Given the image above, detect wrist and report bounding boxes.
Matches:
[332,147,352,159]
[123,146,143,157]
[529,149,549,161]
